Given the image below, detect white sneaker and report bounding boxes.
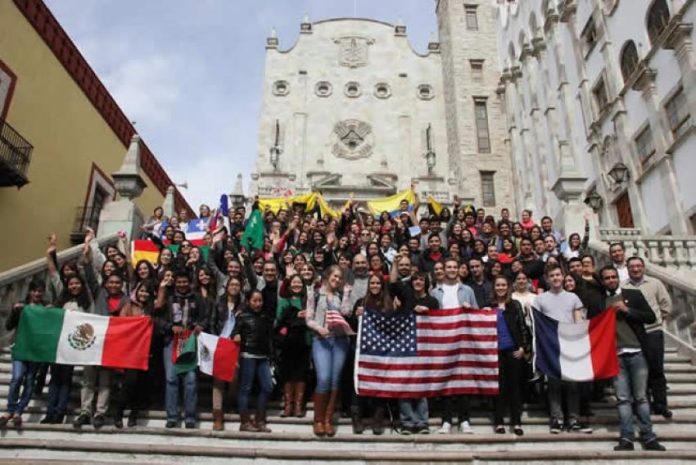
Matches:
[459,420,474,434]
[437,421,452,434]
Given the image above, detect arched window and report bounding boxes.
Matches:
[646,0,670,45]
[620,41,640,82]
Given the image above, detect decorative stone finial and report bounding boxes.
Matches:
[162,185,176,218]
[112,134,146,200]
[230,173,246,207]
[395,17,407,36]
[428,32,440,52]
[301,13,312,33]
[267,27,279,48]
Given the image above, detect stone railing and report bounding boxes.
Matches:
[599,228,696,275]
[0,233,119,346]
[588,240,696,362]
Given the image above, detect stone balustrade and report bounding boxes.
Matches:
[0,233,119,346]
[589,241,696,359]
[599,228,696,275]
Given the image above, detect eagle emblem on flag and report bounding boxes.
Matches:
[68,323,96,351]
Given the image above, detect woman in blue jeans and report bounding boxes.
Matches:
[233,289,274,432]
[305,265,354,437]
[0,280,45,429]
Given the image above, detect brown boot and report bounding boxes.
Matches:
[254,410,271,433]
[212,409,224,431]
[281,383,294,417]
[324,390,339,437]
[313,393,328,437]
[294,382,307,418]
[239,412,259,432]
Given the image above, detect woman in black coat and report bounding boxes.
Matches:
[490,275,532,436]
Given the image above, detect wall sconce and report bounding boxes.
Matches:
[608,162,629,184]
[584,191,603,211]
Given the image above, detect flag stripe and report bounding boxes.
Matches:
[212,337,239,382]
[532,310,562,379]
[101,316,153,370]
[557,321,593,381]
[359,359,498,370]
[12,306,65,363]
[589,308,620,379]
[357,387,499,398]
[417,321,497,330]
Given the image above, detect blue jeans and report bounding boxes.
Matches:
[614,352,656,443]
[163,342,197,423]
[7,360,37,415]
[312,336,349,393]
[399,398,428,428]
[46,364,73,417]
[237,357,273,414]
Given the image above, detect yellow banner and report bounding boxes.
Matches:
[367,189,416,217]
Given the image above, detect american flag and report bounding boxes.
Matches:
[355,307,499,398]
[326,310,355,336]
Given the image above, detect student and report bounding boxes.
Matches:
[533,265,589,434]
[491,276,531,436]
[115,281,156,428]
[0,280,46,429]
[233,289,274,433]
[155,271,207,429]
[276,275,311,419]
[430,258,478,435]
[305,265,354,437]
[598,266,666,452]
[42,274,93,424]
[73,273,128,429]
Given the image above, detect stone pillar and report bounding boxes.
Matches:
[98,135,146,241]
[162,185,176,219]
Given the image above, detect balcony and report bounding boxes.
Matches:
[0,119,32,188]
[70,206,101,245]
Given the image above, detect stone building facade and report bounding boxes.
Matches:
[251,7,514,213]
[497,0,696,235]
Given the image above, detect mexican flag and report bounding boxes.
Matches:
[197,332,240,382]
[12,306,152,370]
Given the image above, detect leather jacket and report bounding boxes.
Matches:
[232,308,273,357]
[502,300,532,354]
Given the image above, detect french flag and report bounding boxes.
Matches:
[532,307,619,382]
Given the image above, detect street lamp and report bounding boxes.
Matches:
[584,191,603,211]
[425,123,436,174]
[608,162,630,184]
[270,119,282,170]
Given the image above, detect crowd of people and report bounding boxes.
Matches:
[1,192,673,451]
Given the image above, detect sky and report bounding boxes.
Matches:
[44,0,438,211]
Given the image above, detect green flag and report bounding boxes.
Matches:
[174,333,198,375]
[241,209,264,250]
[167,244,209,261]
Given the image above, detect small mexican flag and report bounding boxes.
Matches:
[173,331,197,375]
[197,332,240,382]
[12,305,152,370]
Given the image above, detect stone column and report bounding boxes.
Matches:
[98,135,146,241]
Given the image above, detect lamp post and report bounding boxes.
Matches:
[425,123,436,174]
[270,119,282,170]
[584,191,603,211]
[608,162,630,184]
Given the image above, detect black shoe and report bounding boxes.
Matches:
[165,419,178,428]
[660,409,673,420]
[643,440,666,451]
[398,425,412,435]
[494,425,506,434]
[127,411,138,427]
[40,415,54,425]
[513,425,524,436]
[614,439,634,451]
[73,413,91,429]
[184,421,196,429]
[416,425,430,435]
[92,414,105,429]
[52,414,65,424]
[0,415,12,428]
[113,416,123,429]
[549,419,562,434]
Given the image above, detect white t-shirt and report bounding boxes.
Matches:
[441,283,460,309]
[534,290,584,324]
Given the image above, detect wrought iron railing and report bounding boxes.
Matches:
[70,206,102,244]
[0,119,32,187]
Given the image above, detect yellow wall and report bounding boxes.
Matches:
[0,2,165,269]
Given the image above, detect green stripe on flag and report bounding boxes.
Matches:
[174,333,198,375]
[12,305,65,363]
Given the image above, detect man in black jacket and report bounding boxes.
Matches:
[599,266,666,452]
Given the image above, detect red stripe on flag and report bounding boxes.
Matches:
[359,360,497,370]
[426,308,497,317]
[101,316,153,370]
[418,349,498,357]
[358,374,499,384]
[417,334,498,343]
[357,387,499,398]
[212,338,240,382]
[589,307,620,380]
[417,321,497,330]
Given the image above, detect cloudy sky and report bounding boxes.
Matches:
[45,0,437,210]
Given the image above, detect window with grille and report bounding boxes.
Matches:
[474,99,491,153]
[480,172,496,207]
[665,88,692,139]
[465,5,479,31]
[647,0,671,45]
[635,125,655,163]
[620,41,640,83]
[592,76,610,115]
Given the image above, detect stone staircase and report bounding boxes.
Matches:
[1,348,696,463]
